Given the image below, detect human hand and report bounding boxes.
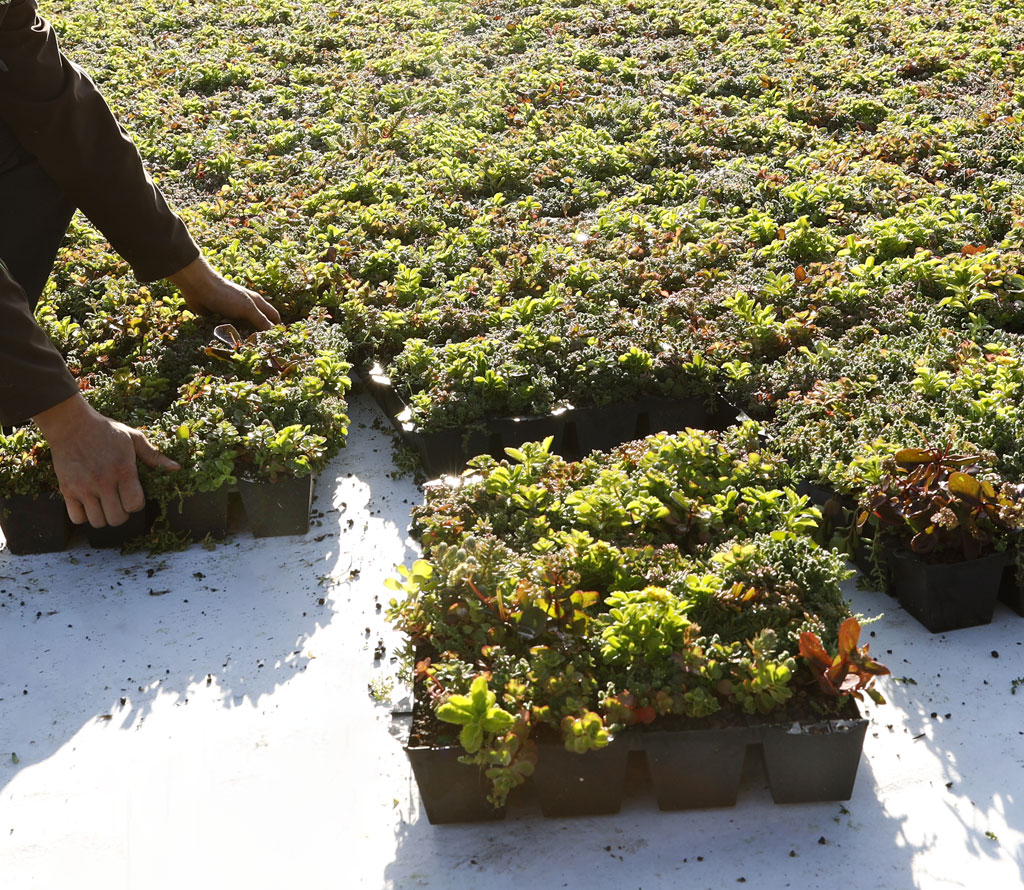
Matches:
[168,255,281,331]
[33,395,179,528]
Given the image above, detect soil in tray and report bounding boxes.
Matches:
[743,691,861,727]
[408,679,460,750]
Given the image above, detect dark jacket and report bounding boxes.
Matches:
[0,0,200,425]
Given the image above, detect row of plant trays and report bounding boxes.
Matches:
[407,704,869,823]
[360,366,736,477]
[0,475,315,555]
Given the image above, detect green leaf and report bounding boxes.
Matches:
[460,723,483,754]
[481,710,515,733]
[436,697,473,725]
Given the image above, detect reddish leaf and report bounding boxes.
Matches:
[634,706,657,725]
[799,631,830,666]
[837,617,860,659]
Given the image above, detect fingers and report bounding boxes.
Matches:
[64,469,135,528]
[63,495,88,526]
[80,494,110,529]
[98,485,131,527]
[181,275,280,331]
[245,300,275,331]
[115,471,147,516]
[170,258,280,330]
[41,403,158,529]
[131,428,180,471]
[250,290,282,328]
[231,286,279,331]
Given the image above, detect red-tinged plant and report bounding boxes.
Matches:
[857,440,1018,560]
[799,617,890,705]
[603,691,657,726]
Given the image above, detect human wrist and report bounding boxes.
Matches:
[167,255,220,295]
[32,393,98,446]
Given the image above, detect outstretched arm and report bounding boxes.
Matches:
[0,2,279,525]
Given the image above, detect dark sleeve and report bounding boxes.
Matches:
[0,0,200,282]
[0,262,78,424]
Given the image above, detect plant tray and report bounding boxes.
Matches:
[84,508,149,549]
[643,723,754,810]
[0,492,71,555]
[406,744,507,824]
[757,717,868,804]
[998,549,1024,617]
[531,739,630,817]
[361,366,730,477]
[406,708,869,823]
[889,549,1005,633]
[237,474,314,537]
[163,489,231,542]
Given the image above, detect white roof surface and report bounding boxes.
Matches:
[2,391,1022,889]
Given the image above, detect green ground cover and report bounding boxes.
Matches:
[41,0,1024,434]
[9,0,1024,522]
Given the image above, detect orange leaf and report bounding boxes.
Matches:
[799,631,830,666]
[794,265,807,282]
[961,244,987,256]
[837,617,861,658]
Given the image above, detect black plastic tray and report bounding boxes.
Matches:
[361,366,732,477]
[406,705,868,823]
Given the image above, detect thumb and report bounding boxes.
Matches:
[132,430,181,471]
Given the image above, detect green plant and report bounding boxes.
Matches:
[238,422,327,482]
[718,629,796,716]
[390,428,885,807]
[560,711,610,754]
[436,674,515,755]
[0,428,59,498]
[141,406,240,501]
[432,672,537,807]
